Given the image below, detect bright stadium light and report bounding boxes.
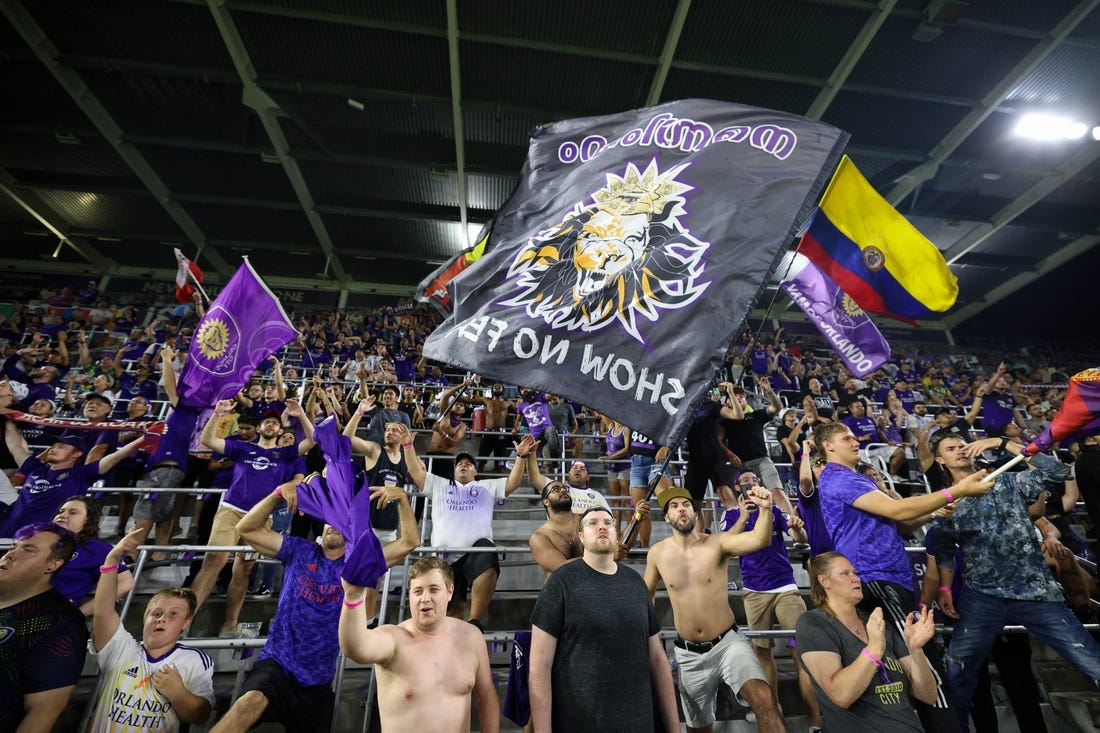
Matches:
[1093,125,1100,141]
[1014,113,1089,141]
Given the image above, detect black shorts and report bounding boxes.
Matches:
[684,456,735,502]
[448,538,500,610]
[239,658,334,732]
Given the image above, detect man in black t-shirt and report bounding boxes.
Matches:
[529,507,679,733]
[721,379,795,515]
[684,383,739,529]
[0,522,88,732]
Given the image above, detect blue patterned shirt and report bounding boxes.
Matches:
[932,453,1069,601]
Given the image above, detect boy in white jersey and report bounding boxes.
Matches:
[90,528,214,732]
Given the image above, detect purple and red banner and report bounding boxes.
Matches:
[1026,367,1100,455]
[779,255,890,378]
[177,259,297,409]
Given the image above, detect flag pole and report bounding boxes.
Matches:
[188,266,212,306]
[618,447,675,552]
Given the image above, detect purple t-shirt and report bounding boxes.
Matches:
[1,458,102,537]
[797,486,833,558]
[818,463,912,586]
[145,406,200,473]
[750,348,768,375]
[518,399,551,438]
[52,537,119,605]
[220,440,299,511]
[982,391,1016,431]
[258,535,344,687]
[841,415,879,446]
[721,506,796,591]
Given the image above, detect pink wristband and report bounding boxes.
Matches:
[941,488,955,503]
[860,648,883,667]
[343,597,365,609]
[274,486,283,498]
[938,586,952,593]
[99,564,119,574]
[402,443,414,449]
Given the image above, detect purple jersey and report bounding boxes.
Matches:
[818,463,912,586]
[841,415,879,446]
[1,458,101,536]
[258,536,344,687]
[797,487,833,557]
[220,440,299,511]
[721,506,796,591]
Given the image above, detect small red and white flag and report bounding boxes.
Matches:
[174,248,204,304]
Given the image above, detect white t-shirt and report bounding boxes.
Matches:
[568,486,611,514]
[90,624,214,733]
[425,473,507,548]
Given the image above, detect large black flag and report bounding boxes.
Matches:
[423,99,847,445]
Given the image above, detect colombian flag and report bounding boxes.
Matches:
[797,156,958,325]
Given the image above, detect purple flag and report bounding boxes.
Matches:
[779,255,890,378]
[177,258,296,409]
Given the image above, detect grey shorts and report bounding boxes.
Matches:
[674,627,768,728]
[741,456,782,492]
[133,465,184,523]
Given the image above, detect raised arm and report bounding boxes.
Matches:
[505,435,538,495]
[756,375,782,415]
[201,399,235,454]
[342,397,381,460]
[284,399,315,455]
[270,356,286,400]
[159,345,179,407]
[93,528,145,651]
[4,419,31,466]
[718,487,775,557]
[236,487,287,557]
[338,579,398,664]
[97,434,146,476]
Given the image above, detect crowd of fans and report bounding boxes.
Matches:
[0,283,1097,732]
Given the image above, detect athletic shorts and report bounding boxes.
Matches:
[740,456,783,492]
[448,538,500,610]
[208,504,270,547]
[684,457,735,502]
[239,658,334,733]
[133,465,185,523]
[742,588,806,649]
[607,468,630,483]
[674,627,768,728]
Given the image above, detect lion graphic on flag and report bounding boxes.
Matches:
[500,160,710,343]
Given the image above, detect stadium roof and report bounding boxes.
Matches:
[1,0,1098,335]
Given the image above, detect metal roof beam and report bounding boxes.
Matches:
[0,1,232,277]
[0,258,416,296]
[886,0,1100,205]
[0,168,115,269]
[8,177,494,226]
[645,0,691,106]
[207,0,349,284]
[445,0,468,239]
[942,145,1100,265]
[805,0,897,119]
[943,230,1100,329]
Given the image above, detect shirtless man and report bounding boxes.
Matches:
[463,380,514,471]
[644,486,788,733]
[428,382,468,477]
[339,557,499,733]
[528,480,582,577]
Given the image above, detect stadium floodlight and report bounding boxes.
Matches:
[1014,113,1089,141]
